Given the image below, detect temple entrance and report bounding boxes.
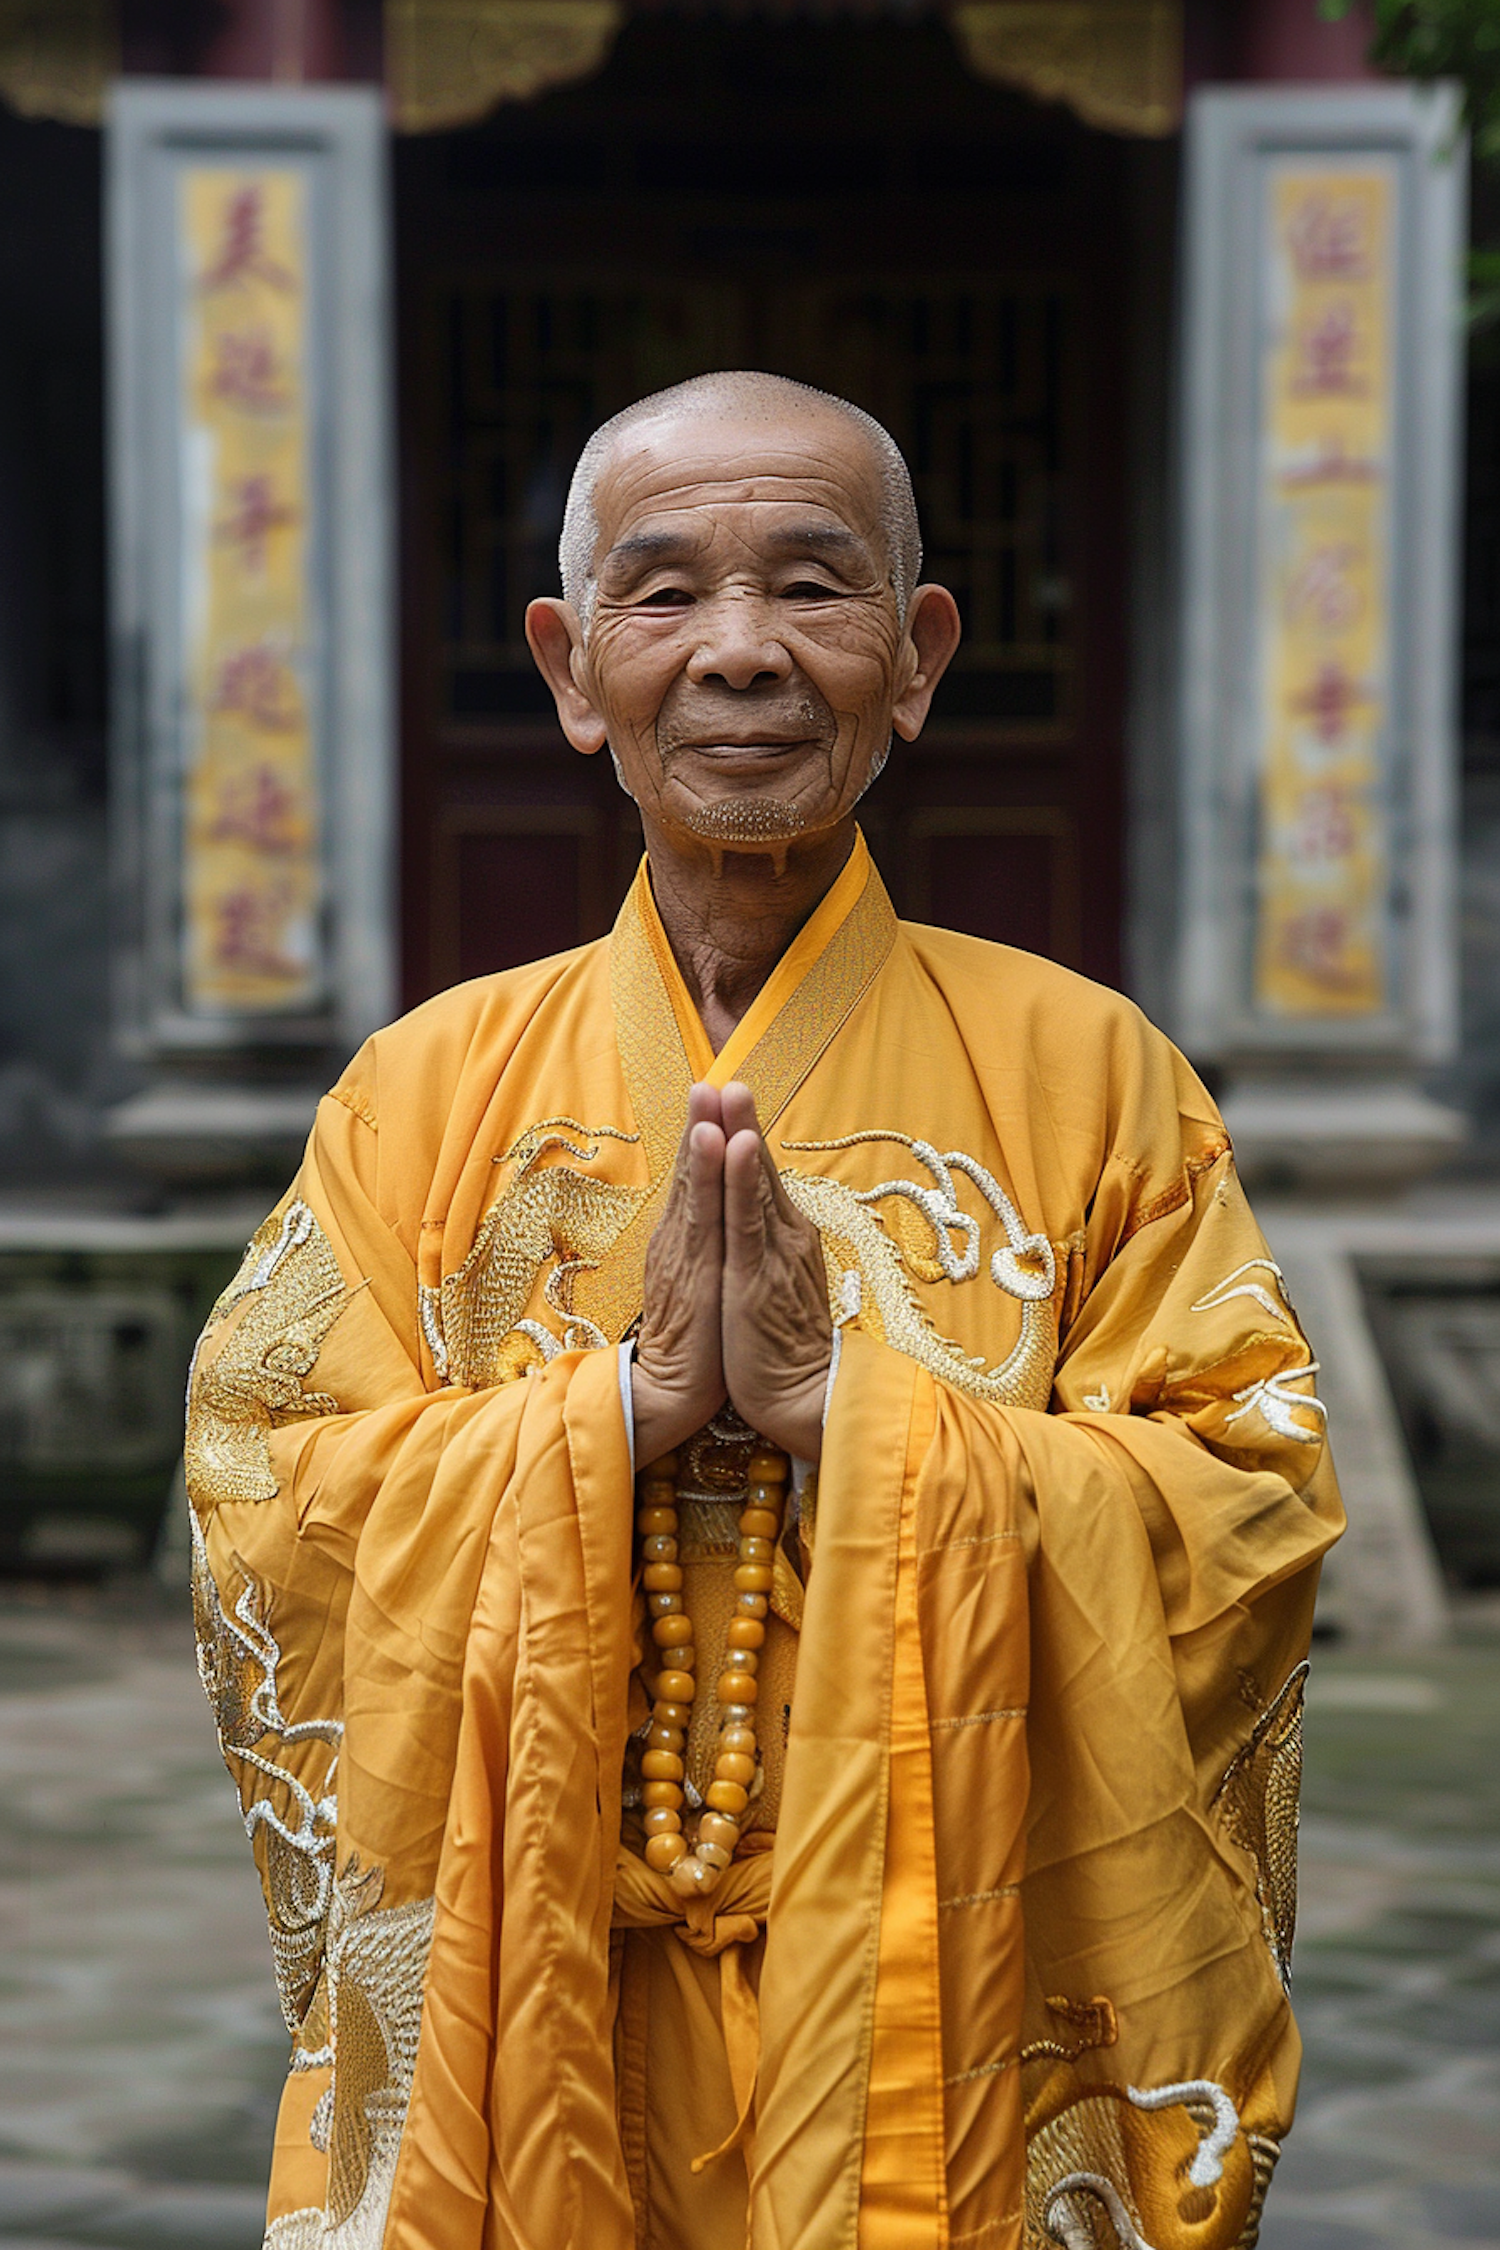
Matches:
[396,15,1134,1001]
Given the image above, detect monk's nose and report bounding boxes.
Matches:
[685,595,792,692]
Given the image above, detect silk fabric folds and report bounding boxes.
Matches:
[185,835,1343,2250]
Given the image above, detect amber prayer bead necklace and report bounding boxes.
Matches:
[635,1442,789,1898]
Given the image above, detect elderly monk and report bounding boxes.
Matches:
[186,371,1343,2250]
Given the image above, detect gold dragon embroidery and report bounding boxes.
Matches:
[781,1130,1059,1411]
[269,1858,435,2250]
[190,1508,341,2034]
[419,1118,642,1387]
[185,1199,355,1508]
[1212,1663,1309,1993]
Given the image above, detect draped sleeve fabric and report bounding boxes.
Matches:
[794,1012,1342,2250]
[185,1040,641,2250]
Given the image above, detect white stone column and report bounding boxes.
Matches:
[1171,84,1467,1190]
[104,82,395,1178]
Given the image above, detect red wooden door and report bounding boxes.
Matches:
[397,19,1130,1000]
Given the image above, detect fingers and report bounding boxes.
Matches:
[687,1080,725,1133]
[687,1117,725,1238]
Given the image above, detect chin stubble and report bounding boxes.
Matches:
[679,796,808,843]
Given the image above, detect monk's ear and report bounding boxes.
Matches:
[525,598,609,756]
[892,584,962,743]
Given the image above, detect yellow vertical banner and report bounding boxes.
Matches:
[180,167,322,1015]
[1254,164,1394,1019]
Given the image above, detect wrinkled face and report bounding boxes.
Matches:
[560,404,920,848]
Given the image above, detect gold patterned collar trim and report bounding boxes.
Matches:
[615,829,894,1132]
[583,832,897,1338]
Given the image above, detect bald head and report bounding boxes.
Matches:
[558,371,922,630]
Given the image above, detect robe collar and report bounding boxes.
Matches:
[611,827,896,1152]
[580,831,896,1341]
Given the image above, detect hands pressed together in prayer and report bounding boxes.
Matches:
[631,1082,833,1467]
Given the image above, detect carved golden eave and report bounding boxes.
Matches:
[385,0,624,130]
[949,0,1182,138]
[0,0,115,126]
[0,0,1180,147]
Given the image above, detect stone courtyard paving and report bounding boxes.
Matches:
[0,1578,1495,2250]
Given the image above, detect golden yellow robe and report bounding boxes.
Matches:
[185,833,1342,2250]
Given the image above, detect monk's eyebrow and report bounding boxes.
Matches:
[767,523,871,563]
[600,529,697,576]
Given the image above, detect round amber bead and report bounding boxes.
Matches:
[718,1672,758,1704]
[719,1724,756,1756]
[654,1699,691,1729]
[723,1649,758,1676]
[736,1592,769,1620]
[747,1451,788,1482]
[645,1831,688,1873]
[696,1840,732,1872]
[726,1617,764,1650]
[643,1805,682,1836]
[646,1592,679,1619]
[637,1505,676,1536]
[642,1780,681,1808]
[698,1810,740,1851]
[738,1507,780,1539]
[706,1779,749,1815]
[670,1853,720,1896]
[715,1750,756,1787]
[733,1563,774,1594]
[643,1562,683,1592]
[652,1613,693,1647]
[655,1669,695,1704]
[646,1721,683,1753]
[739,1536,775,1565]
[641,1749,684,1782]
[642,1534,678,1564]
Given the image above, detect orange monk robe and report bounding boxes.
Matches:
[185,833,1342,2250]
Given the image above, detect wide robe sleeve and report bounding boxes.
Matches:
[184,1079,639,2250]
[785,1040,1344,2250]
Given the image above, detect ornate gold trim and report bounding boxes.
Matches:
[950,0,1182,140]
[385,0,624,132]
[0,0,114,127]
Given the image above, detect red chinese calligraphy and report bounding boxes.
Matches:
[1286,544,1361,630]
[1276,905,1361,989]
[1293,302,1362,397]
[199,184,294,293]
[1286,194,1369,282]
[205,765,302,857]
[1289,661,1371,746]
[210,881,302,977]
[208,326,291,414]
[1289,785,1358,866]
[215,475,297,572]
[211,644,300,732]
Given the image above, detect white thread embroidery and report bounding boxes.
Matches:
[837,1268,863,1323]
[1044,2172,1159,2249]
[1191,1257,1298,1328]
[1224,1363,1328,1446]
[1082,1384,1111,1412]
[785,1132,1056,1302]
[1127,2077,1240,2188]
[418,1288,448,1380]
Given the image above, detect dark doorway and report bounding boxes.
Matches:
[396,17,1131,1000]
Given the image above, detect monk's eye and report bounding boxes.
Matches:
[639,586,693,608]
[783,579,844,601]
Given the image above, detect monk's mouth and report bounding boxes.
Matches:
[669,740,820,766]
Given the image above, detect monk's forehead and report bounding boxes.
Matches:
[592,405,887,549]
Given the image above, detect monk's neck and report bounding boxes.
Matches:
[644,821,856,1055]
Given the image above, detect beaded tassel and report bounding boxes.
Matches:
[635,1444,789,1899]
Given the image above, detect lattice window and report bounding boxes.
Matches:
[435,274,1074,727]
